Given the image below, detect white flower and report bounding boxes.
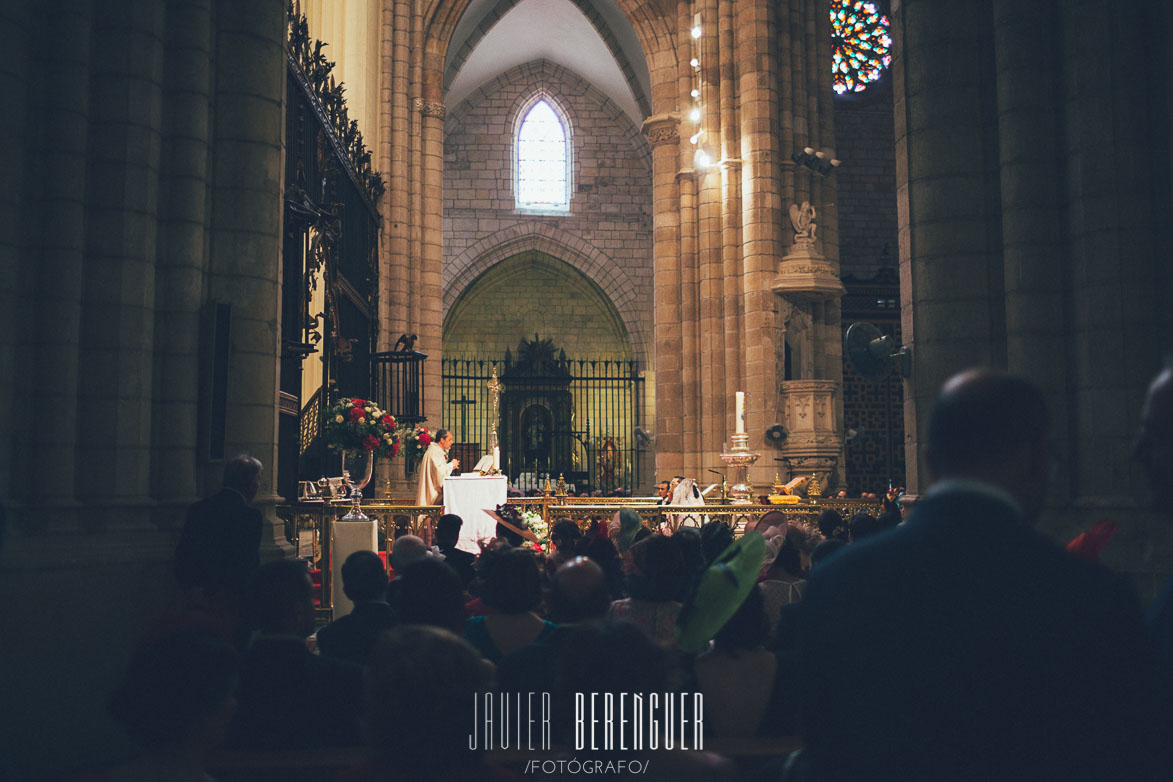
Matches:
[335,415,344,423]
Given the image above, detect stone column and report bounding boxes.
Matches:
[30,0,90,512]
[989,0,1071,498]
[696,0,724,466]
[892,0,1003,494]
[417,82,446,424]
[208,0,287,541]
[75,0,164,522]
[0,0,31,503]
[384,0,412,345]
[717,0,743,439]
[643,113,682,476]
[153,0,213,507]
[736,0,782,485]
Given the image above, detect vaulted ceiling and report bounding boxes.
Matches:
[444,0,652,125]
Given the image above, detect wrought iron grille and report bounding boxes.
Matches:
[441,357,644,494]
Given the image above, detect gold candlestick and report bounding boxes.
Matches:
[720,432,760,504]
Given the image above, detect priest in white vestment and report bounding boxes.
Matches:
[415,428,459,505]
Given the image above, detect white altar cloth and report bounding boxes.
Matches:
[330,519,377,617]
[444,474,508,553]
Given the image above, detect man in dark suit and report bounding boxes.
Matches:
[434,514,476,588]
[316,550,396,666]
[226,559,363,750]
[795,370,1170,781]
[174,455,265,606]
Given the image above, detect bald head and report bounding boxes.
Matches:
[549,556,610,623]
[391,535,428,568]
[926,370,1050,516]
[223,455,262,501]
[1134,367,1173,514]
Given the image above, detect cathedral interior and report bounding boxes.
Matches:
[0,0,1170,773]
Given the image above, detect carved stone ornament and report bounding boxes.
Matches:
[413,98,447,119]
[641,114,680,149]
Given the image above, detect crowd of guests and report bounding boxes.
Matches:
[90,364,1173,781]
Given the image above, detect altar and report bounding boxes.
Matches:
[444,474,508,553]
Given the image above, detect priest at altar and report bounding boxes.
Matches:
[415,428,459,505]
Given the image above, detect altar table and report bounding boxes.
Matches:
[444,474,508,553]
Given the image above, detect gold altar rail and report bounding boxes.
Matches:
[277,496,882,613]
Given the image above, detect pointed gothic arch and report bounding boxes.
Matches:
[443,223,650,368]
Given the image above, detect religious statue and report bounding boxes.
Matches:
[789,201,818,245]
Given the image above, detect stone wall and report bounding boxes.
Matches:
[834,80,899,278]
[441,59,653,366]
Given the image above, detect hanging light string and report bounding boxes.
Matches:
[689,12,711,170]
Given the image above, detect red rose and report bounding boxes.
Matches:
[391,441,400,457]
[419,432,431,445]
[351,398,366,406]
[362,434,379,451]
[381,414,394,428]
[349,407,365,422]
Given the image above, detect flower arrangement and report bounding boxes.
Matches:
[322,397,400,458]
[492,504,549,552]
[403,424,432,463]
[521,510,549,546]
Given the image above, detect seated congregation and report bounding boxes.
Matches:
[89,366,1173,782]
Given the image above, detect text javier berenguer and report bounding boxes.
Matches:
[469,692,704,751]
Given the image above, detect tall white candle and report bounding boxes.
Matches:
[736,391,745,434]
[492,445,500,470]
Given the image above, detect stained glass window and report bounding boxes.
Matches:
[516,99,569,210]
[831,0,892,95]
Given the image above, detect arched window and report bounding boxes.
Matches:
[516,99,569,211]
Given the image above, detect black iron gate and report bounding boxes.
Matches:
[442,352,644,494]
[277,7,384,500]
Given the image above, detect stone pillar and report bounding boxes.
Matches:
[696,0,724,466]
[717,0,744,443]
[30,0,91,512]
[384,0,412,346]
[75,0,165,520]
[674,2,702,476]
[1061,0,1162,504]
[208,0,287,540]
[0,0,31,503]
[153,0,213,507]
[417,85,446,424]
[989,0,1071,498]
[892,0,1003,494]
[643,113,682,476]
[736,0,782,485]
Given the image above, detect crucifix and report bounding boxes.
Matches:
[450,394,477,439]
[486,363,502,420]
[486,363,502,473]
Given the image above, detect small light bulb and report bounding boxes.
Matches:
[690,58,700,68]
[695,150,711,168]
[690,134,699,144]
[689,108,701,122]
[691,25,702,38]
[691,88,700,98]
